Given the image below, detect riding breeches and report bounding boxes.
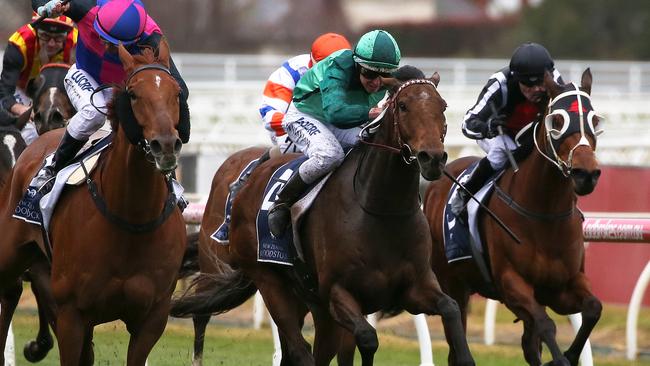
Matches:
[282,102,361,184]
[269,133,301,154]
[477,134,518,170]
[63,64,112,141]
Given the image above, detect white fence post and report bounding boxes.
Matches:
[3,321,14,366]
[626,261,650,360]
[413,314,435,366]
[568,313,593,365]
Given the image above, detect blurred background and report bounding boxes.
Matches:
[1,1,649,363]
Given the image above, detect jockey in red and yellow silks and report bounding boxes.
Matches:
[0,13,76,128]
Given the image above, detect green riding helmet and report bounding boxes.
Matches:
[353,30,401,73]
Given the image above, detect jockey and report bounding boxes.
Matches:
[0,13,77,143]
[30,0,190,188]
[260,32,351,153]
[267,29,401,237]
[450,42,563,216]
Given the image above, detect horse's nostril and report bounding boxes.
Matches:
[149,140,162,155]
[592,169,601,180]
[417,151,432,164]
[174,138,182,154]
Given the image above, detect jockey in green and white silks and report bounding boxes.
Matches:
[267,29,401,238]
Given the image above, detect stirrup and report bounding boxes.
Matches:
[31,167,56,190]
[268,203,291,238]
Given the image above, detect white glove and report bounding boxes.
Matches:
[37,0,62,17]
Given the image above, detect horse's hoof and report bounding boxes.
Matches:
[23,337,53,363]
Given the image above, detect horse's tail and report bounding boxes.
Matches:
[170,263,257,318]
[177,231,200,279]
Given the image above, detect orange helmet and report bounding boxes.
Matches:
[310,33,351,66]
[31,11,74,33]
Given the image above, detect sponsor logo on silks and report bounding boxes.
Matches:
[295,117,320,136]
[70,71,94,92]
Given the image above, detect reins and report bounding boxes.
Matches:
[359,79,444,165]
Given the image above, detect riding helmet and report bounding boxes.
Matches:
[509,42,554,85]
[310,33,352,66]
[353,30,401,73]
[32,12,74,34]
[94,0,148,45]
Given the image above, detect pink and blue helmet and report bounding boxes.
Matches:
[93,0,148,45]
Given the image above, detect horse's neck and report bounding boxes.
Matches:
[354,124,420,215]
[503,129,575,212]
[100,131,169,214]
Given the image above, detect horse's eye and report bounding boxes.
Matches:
[552,115,564,130]
[398,101,407,112]
[128,91,137,100]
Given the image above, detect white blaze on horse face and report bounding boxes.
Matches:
[154,75,162,89]
[47,87,58,107]
[3,135,17,166]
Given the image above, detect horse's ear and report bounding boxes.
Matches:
[15,107,32,130]
[429,72,440,87]
[118,43,135,74]
[581,68,592,95]
[157,38,171,69]
[543,70,562,98]
[26,75,44,99]
[381,76,401,91]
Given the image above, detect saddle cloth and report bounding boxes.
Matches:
[443,161,503,281]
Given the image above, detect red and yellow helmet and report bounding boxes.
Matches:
[31,11,74,33]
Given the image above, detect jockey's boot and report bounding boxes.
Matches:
[267,171,309,238]
[32,130,86,188]
[450,157,495,216]
[228,149,271,199]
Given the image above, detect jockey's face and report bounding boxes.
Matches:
[37,30,66,58]
[359,67,387,93]
[519,82,546,103]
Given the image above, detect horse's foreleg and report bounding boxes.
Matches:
[56,304,89,366]
[499,270,569,366]
[0,278,22,365]
[404,275,475,366]
[191,314,211,366]
[336,330,356,366]
[546,274,602,366]
[328,284,377,366]
[311,304,347,366]
[23,261,55,363]
[253,269,313,366]
[125,300,170,366]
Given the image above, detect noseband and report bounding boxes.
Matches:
[533,83,600,177]
[359,79,446,165]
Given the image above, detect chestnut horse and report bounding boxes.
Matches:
[173,75,476,366]
[424,69,601,366]
[0,41,186,365]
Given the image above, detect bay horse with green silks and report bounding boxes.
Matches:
[172,74,477,366]
[424,69,602,366]
[0,40,186,365]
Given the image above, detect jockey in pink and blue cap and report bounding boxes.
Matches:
[31,0,190,188]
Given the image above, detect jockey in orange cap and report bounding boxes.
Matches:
[0,13,77,143]
[259,33,351,153]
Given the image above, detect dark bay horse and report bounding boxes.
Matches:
[173,75,476,366]
[0,41,186,365]
[27,63,75,136]
[424,69,601,366]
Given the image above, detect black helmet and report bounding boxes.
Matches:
[509,42,554,86]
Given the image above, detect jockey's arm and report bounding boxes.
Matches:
[461,79,505,140]
[0,44,28,117]
[321,66,369,128]
[32,0,94,23]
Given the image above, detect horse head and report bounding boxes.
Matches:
[27,64,74,135]
[115,40,182,173]
[540,68,601,195]
[380,72,448,180]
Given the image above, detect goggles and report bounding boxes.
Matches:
[37,30,67,43]
[359,67,391,80]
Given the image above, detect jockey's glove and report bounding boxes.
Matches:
[37,0,62,17]
[486,115,507,139]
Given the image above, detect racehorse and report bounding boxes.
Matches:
[0,63,73,364]
[424,69,601,366]
[26,63,74,136]
[173,75,476,366]
[0,41,186,365]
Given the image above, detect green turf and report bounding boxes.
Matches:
[7,308,648,365]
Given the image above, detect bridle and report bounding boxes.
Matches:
[533,83,602,177]
[359,79,447,165]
